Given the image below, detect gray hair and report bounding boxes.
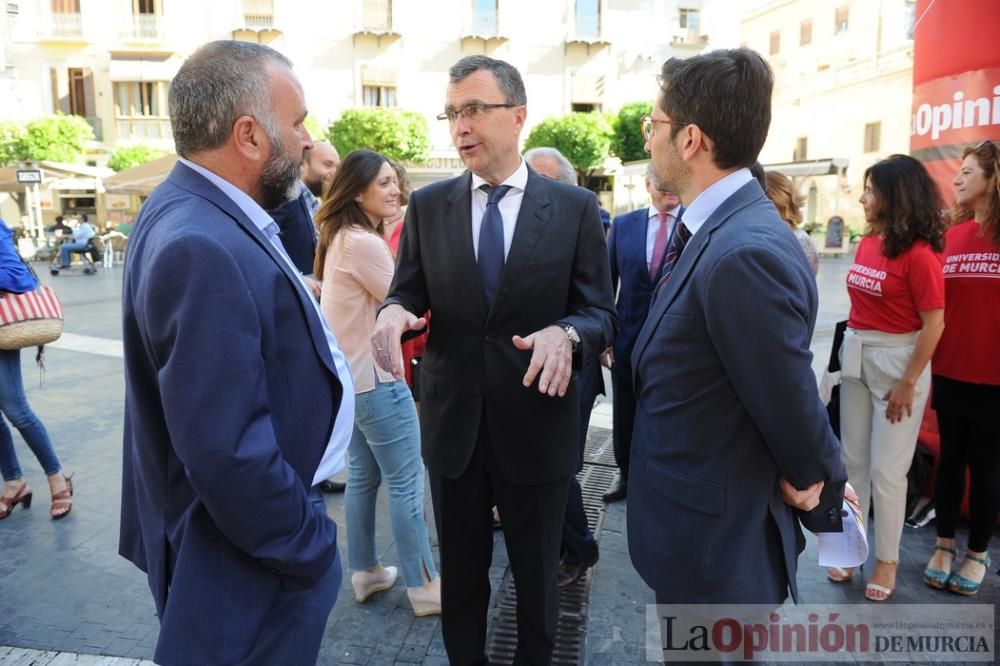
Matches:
[169,40,292,157]
[448,55,527,106]
[524,147,576,186]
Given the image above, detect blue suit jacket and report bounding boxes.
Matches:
[268,189,317,275]
[627,180,845,605]
[608,206,682,370]
[119,162,344,665]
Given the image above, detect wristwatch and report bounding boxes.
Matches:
[562,325,580,350]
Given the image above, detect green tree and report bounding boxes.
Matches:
[610,101,652,163]
[523,112,614,179]
[328,108,430,163]
[14,114,94,164]
[0,121,21,167]
[107,145,168,172]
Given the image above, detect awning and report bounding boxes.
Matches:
[764,158,849,177]
[0,162,113,193]
[102,153,178,195]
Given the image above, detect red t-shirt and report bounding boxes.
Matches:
[933,220,1000,385]
[846,236,944,333]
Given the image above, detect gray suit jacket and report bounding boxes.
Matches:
[627,179,846,605]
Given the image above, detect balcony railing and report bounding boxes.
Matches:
[116,117,172,141]
[572,14,601,42]
[468,9,498,37]
[120,14,164,40]
[39,12,83,39]
[243,12,274,28]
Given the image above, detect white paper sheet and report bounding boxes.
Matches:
[817,497,869,568]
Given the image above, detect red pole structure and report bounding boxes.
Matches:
[910,0,1000,199]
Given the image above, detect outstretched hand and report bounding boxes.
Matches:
[512,325,573,397]
[371,304,426,380]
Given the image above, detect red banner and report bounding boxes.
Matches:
[910,0,1000,196]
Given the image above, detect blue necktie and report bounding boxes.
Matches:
[478,184,511,307]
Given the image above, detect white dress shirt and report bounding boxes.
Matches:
[645,205,680,271]
[179,158,354,485]
[470,159,529,259]
[679,168,753,237]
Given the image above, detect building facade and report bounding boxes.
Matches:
[1,0,707,165]
[740,0,917,233]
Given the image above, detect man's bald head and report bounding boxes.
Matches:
[302,141,341,197]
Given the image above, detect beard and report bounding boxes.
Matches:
[260,134,302,211]
[302,173,326,198]
[653,141,691,204]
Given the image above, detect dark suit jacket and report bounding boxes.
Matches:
[384,167,617,484]
[628,179,845,605]
[119,162,344,665]
[608,205,683,370]
[268,189,317,274]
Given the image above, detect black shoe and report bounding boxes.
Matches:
[602,479,627,503]
[558,552,599,588]
[319,480,346,494]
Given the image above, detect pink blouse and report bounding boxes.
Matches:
[320,226,396,393]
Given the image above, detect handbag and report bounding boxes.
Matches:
[0,285,64,350]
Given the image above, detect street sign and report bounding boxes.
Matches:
[15,169,42,184]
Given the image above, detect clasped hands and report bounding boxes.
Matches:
[372,305,574,397]
[779,477,860,514]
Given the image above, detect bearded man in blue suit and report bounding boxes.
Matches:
[119,41,354,665]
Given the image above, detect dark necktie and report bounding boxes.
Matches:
[478,184,511,306]
[653,220,692,296]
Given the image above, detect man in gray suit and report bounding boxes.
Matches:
[628,48,849,613]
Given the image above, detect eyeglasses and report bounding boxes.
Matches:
[641,115,690,141]
[974,139,997,152]
[436,103,516,123]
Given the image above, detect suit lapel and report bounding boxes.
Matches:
[631,186,757,378]
[489,170,552,319]
[443,173,487,321]
[167,163,339,376]
[633,209,653,288]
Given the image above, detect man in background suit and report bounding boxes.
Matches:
[267,140,340,276]
[120,41,353,665]
[373,56,616,665]
[628,48,848,618]
[524,146,604,587]
[603,163,682,503]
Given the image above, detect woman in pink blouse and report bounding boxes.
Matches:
[314,150,440,616]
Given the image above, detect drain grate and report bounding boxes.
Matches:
[583,425,617,468]
[486,426,618,664]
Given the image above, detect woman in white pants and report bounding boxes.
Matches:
[827,154,946,601]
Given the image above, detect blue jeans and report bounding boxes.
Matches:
[0,349,61,481]
[59,241,89,268]
[346,377,437,587]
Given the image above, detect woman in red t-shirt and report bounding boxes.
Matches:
[828,155,946,601]
[923,140,1000,596]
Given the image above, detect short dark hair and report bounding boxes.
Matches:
[449,55,526,106]
[863,154,945,258]
[657,48,773,170]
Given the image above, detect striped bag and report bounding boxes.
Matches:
[0,286,64,350]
